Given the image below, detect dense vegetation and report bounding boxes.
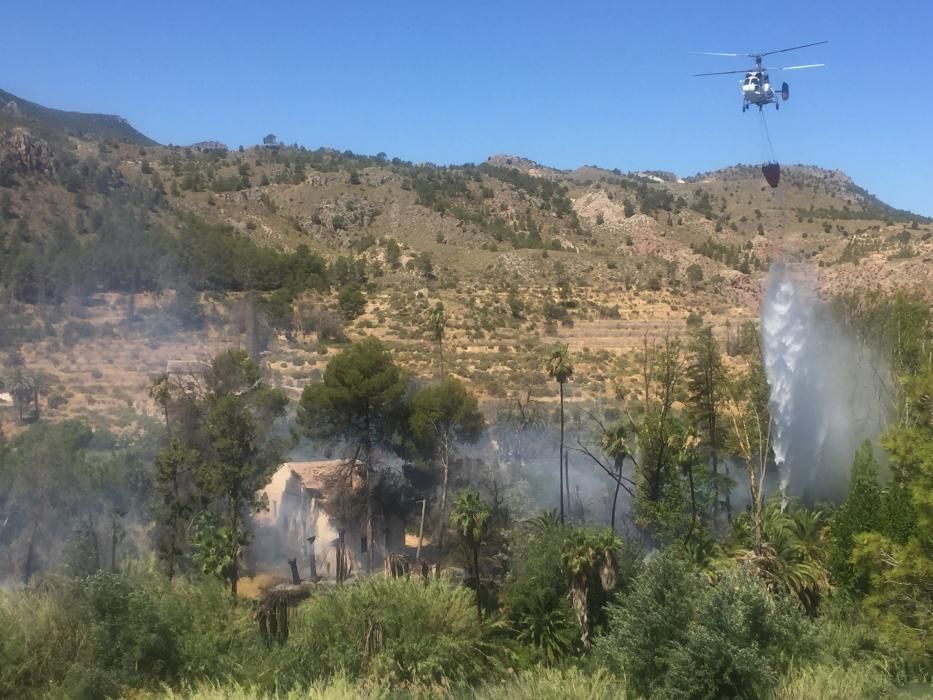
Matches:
[0,290,930,698]
[0,208,330,305]
[1,109,932,697]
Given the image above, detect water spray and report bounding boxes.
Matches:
[761,261,891,502]
[761,263,814,496]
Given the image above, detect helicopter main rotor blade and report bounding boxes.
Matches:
[759,40,828,57]
[692,69,751,77]
[771,63,824,71]
[691,51,742,57]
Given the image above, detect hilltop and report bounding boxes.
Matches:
[0,88,156,145]
[0,92,930,434]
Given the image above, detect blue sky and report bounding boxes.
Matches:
[5,0,932,215]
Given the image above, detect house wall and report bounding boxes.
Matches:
[255,465,407,580]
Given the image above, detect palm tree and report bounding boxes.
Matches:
[31,375,40,420]
[571,412,636,533]
[149,373,173,433]
[450,491,491,619]
[430,302,447,378]
[561,528,620,650]
[599,421,635,533]
[11,372,35,423]
[546,344,573,523]
[729,498,830,615]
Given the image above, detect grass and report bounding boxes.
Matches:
[135,665,933,700]
[772,663,900,700]
[142,668,629,699]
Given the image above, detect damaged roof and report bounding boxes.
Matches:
[285,460,363,494]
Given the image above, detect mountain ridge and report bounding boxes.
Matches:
[0,88,156,146]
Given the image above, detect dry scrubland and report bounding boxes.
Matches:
[5,286,761,436]
[1,128,931,435]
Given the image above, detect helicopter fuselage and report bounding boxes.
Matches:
[742,71,773,103]
[741,71,789,111]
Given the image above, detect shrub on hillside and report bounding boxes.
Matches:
[168,284,206,330]
[337,283,366,320]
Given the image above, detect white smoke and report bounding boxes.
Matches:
[761,263,890,501]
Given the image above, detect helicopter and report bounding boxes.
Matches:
[693,41,827,112]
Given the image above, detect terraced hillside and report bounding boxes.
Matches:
[1,99,930,435]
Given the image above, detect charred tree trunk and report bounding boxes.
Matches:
[22,522,38,584]
[246,292,260,361]
[306,536,318,581]
[473,545,482,620]
[229,495,240,598]
[565,449,571,521]
[416,499,426,561]
[87,518,101,572]
[434,433,451,547]
[166,471,179,581]
[559,382,565,524]
[610,459,624,533]
[571,578,591,651]
[365,414,375,574]
[335,530,351,583]
[110,514,118,574]
[685,461,698,545]
[724,461,733,523]
[288,558,300,584]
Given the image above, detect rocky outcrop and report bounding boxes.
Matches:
[311,193,382,232]
[190,140,228,154]
[1,100,23,119]
[486,153,565,180]
[0,128,54,177]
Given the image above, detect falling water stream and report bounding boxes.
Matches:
[760,263,890,501]
[761,264,818,494]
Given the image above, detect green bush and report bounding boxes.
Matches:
[62,320,97,346]
[0,569,263,699]
[168,284,206,330]
[662,568,809,699]
[338,283,367,320]
[598,552,808,699]
[277,577,502,687]
[596,550,702,696]
[500,517,577,664]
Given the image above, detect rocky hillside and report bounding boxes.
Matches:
[0,92,930,435]
[0,89,155,145]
